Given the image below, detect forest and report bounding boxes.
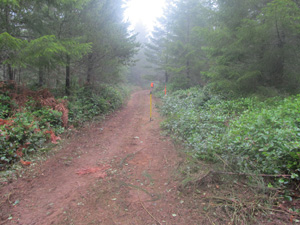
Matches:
[144,0,300,184]
[146,0,300,95]
[0,0,300,224]
[1,0,300,221]
[0,0,138,167]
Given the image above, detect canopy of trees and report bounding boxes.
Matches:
[0,0,139,94]
[146,0,300,95]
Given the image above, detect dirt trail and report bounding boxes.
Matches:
[0,90,203,225]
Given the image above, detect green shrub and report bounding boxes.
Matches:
[221,95,300,176]
[0,93,13,118]
[32,108,63,130]
[0,112,46,166]
[68,84,129,126]
[160,87,300,182]
[0,83,130,169]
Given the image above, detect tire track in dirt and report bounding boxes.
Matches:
[0,90,204,225]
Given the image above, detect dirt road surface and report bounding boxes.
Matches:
[0,90,204,225]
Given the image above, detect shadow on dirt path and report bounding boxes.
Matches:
[0,90,204,225]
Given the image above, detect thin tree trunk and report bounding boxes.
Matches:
[38,66,44,87]
[165,71,168,83]
[46,65,50,88]
[273,11,285,87]
[86,53,93,83]
[18,67,21,84]
[65,55,71,95]
[3,64,6,80]
[186,12,191,80]
[186,60,190,79]
[8,64,14,81]
[5,5,10,34]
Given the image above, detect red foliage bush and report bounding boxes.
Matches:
[0,81,69,127]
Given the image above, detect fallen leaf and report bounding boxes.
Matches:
[44,130,61,144]
[76,168,101,175]
[16,149,23,157]
[20,159,31,166]
[290,216,294,223]
[76,165,110,179]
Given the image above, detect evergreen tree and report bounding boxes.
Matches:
[128,22,150,86]
[205,0,300,94]
[145,2,174,84]
[0,0,138,93]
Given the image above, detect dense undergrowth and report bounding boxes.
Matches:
[68,84,129,126]
[0,81,129,170]
[159,87,300,185]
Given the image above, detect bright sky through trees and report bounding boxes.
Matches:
[124,0,166,30]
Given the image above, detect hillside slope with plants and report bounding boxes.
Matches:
[0,81,129,170]
[146,0,300,192]
[155,86,300,223]
[0,0,137,170]
[160,87,300,184]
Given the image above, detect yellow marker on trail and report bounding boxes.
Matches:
[150,91,152,121]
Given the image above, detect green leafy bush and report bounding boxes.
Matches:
[0,92,13,118]
[68,84,129,126]
[0,112,45,166]
[0,82,130,169]
[32,108,63,130]
[0,106,64,168]
[222,96,300,176]
[160,87,300,181]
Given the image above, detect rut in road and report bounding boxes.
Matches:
[0,90,204,225]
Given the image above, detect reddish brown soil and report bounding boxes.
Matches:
[0,90,205,225]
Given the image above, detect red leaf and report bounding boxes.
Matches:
[76,165,110,178]
[34,128,41,133]
[0,119,14,126]
[45,130,61,144]
[16,150,23,157]
[20,159,31,166]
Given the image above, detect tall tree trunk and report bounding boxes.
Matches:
[46,65,50,87]
[86,53,93,83]
[3,64,6,81]
[186,60,190,79]
[273,13,285,87]
[18,67,21,84]
[8,64,14,81]
[186,12,191,80]
[5,4,10,33]
[165,71,168,83]
[38,66,44,87]
[66,55,71,95]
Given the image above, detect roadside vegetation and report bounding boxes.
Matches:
[145,0,300,218]
[0,0,136,170]
[155,86,300,223]
[160,87,300,183]
[0,81,130,170]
